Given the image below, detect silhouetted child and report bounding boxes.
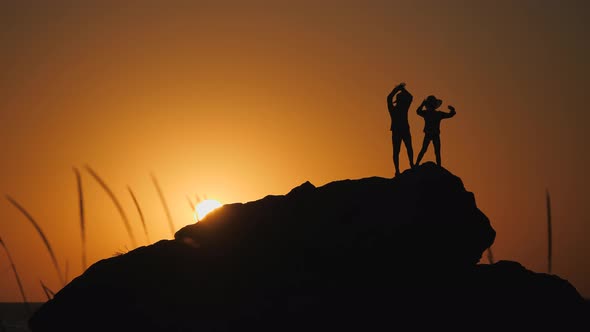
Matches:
[387,82,414,176]
[415,95,456,166]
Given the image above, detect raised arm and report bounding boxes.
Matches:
[387,82,406,107]
[416,99,426,117]
[441,105,456,119]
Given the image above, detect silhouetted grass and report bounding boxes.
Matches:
[73,167,87,271]
[84,165,137,248]
[5,196,64,286]
[546,189,552,274]
[186,195,196,212]
[186,195,200,222]
[187,195,199,223]
[151,173,176,238]
[0,237,31,314]
[40,280,55,301]
[128,186,150,244]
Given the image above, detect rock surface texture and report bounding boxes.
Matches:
[29,162,588,331]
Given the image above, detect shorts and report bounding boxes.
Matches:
[392,128,411,141]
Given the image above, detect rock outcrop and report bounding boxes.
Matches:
[28,162,588,331]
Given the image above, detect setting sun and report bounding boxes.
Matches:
[194,199,223,222]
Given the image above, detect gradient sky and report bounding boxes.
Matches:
[1,1,589,302]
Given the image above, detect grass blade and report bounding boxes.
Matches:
[128,186,150,244]
[84,165,137,248]
[187,195,199,223]
[5,196,64,286]
[546,189,552,274]
[186,195,196,212]
[40,280,56,301]
[151,173,175,238]
[0,237,32,314]
[73,167,87,271]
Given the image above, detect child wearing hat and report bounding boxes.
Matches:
[415,95,456,167]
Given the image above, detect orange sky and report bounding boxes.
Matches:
[1,1,589,302]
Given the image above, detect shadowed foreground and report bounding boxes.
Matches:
[29,163,589,331]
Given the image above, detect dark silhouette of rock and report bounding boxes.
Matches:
[28,163,588,331]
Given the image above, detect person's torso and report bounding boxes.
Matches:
[389,103,411,131]
[422,111,444,134]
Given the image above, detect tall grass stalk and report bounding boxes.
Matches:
[546,189,552,274]
[186,195,196,212]
[128,186,150,244]
[0,237,31,313]
[73,167,87,270]
[84,165,137,248]
[40,280,55,300]
[5,196,64,286]
[151,173,175,238]
[187,195,198,223]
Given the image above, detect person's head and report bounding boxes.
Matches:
[395,89,412,105]
[424,95,442,110]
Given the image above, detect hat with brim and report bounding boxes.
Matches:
[425,95,442,108]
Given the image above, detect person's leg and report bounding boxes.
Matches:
[433,135,441,166]
[392,133,402,176]
[415,135,431,166]
[402,132,414,168]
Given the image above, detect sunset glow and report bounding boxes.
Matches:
[194,200,223,222]
[0,1,588,303]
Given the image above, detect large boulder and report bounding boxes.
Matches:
[175,161,495,269]
[28,162,588,331]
